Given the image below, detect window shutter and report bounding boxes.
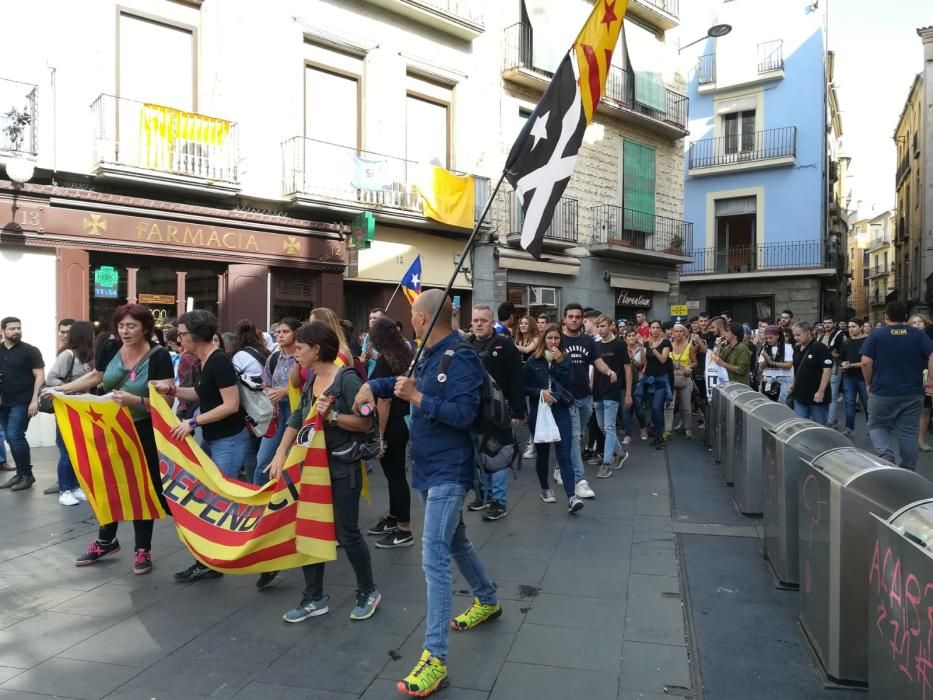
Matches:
[623,139,656,233]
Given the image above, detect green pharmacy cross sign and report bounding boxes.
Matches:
[94,265,120,299]
[349,212,375,250]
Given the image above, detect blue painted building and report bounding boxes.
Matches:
[678,0,845,323]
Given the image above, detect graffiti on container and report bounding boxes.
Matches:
[763,443,777,508]
[868,536,933,698]
[800,474,823,596]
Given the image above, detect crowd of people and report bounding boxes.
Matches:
[0,294,931,696]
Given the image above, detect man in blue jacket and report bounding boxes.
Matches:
[353,289,500,697]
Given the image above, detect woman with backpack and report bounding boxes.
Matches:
[44,321,96,506]
[265,322,381,623]
[231,319,270,381]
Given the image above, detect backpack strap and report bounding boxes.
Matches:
[269,350,280,376]
[437,343,477,385]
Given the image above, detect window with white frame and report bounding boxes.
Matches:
[119,13,194,110]
[405,74,452,168]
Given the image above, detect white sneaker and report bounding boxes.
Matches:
[554,468,563,485]
[59,490,80,506]
[540,488,556,503]
[523,443,535,459]
[575,479,595,499]
[72,488,87,502]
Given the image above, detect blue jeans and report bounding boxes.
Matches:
[649,376,670,437]
[594,399,621,464]
[827,370,842,425]
[842,376,869,431]
[793,402,829,426]
[869,394,923,470]
[0,404,31,477]
[254,399,292,485]
[205,428,251,479]
[421,483,497,662]
[529,402,576,498]
[477,468,509,508]
[55,426,79,492]
[569,395,593,482]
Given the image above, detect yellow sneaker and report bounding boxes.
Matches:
[450,597,502,631]
[397,649,448,697]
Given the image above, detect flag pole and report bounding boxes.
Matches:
[405,170,507,376]
[383,282,402,313]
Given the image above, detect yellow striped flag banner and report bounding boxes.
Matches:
[53,394,167,524]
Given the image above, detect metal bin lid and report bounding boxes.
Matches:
[734,393,772,410]
[771,420,850,453]
[718,384,757,399]
[748,401,796,423]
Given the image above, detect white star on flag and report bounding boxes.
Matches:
[530,112,549,150]
[410,273,419,288]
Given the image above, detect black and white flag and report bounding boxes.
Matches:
[504,52,586,259]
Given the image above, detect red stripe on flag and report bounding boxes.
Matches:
[109,416,143,519]
[185,536,299,570]
[581,44,602,116]
[65,405,96,491]
[168,495,298,546]
[295,518,337,541]
[115,409,162,518]
[91,421,125,523]
[299,483,335,505]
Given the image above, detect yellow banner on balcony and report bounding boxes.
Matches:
[139,104,231,171]
[416,166,475,229]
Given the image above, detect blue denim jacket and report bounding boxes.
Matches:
[369,331,482,490]
[524,356,573,405]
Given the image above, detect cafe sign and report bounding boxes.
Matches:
[616,288,652,308]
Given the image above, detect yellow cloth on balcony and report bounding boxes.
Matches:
[416,166,475,229]
[139,104,230,171]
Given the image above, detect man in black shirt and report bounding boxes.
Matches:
[789,321,832,425]
[466,305,525,521]
[0,317,45,490]
[817,316,846,427]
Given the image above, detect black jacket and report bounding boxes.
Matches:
[468,333,527,419]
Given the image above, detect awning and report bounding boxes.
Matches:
[623,21,667,113]
[608,274,669,293]
[497,247,581,276]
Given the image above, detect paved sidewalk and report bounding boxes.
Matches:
[0,439,689,699]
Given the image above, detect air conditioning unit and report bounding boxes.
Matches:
[529,286,557,307]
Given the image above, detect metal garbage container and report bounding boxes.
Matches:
[734,401,796,516]
[721,389,764,485]
[714,384,756,467]
[866,500,933,700]
[798,448,933,686]
[868,499,933,699]
[762,419,850,589]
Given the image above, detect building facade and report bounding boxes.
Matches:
[865,210,897,323]
[846,218,871,320]
[472,0,691,324]
[678,0,845,324]
[893,28,931,313]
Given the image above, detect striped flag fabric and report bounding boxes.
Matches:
[401,255,422,304]
[53,394,167,524]
[505,0,627,258]
[149,386,336,573]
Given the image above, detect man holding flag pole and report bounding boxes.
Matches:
[352,1,628,695]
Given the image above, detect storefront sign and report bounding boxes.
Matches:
[93,265,119,298]
[616,289,652,307]
[139,294,176,305]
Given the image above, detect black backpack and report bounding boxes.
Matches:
[437,344,518,474]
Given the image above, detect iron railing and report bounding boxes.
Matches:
[591,204,693,254]
[635,0,679,18]
[415,0,484,25]
[682,240,836,275]
[867,264,892,277]
[503,24,688,131]
[1,77,38,155]
[507,190,578,243]
[758,40,784,73]
[688,126,796,169]
[896,154,910,184]
[698,54,715,84]
[868,234,891,250]
[91,94,238,183]
[283,135,489,224]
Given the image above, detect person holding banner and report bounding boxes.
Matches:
[53,304,174,575]
[265,322,381,624]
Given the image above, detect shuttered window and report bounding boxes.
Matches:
[623,139,656,233]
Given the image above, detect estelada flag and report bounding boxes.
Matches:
[505,0,627,258]
[401,255,422,304]
[149,386,336,573]
[53,393,167,524]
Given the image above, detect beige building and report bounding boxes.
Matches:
[866,210,896,322]
[846,218,871,320]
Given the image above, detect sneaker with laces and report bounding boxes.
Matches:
[450,597,502,631]
[586,455,602,466]
[174,562,223,583]
[613,450,630,470]
[72,487,87,501]
[397,649,448,697]
[283,595,329,623]
[75,538,120,566]
[350,590,381,620]
[553,468,563,486]
[540,488,556,503]
[523,442,535,459]
[596,464,613,479]
[575,479,595,499]
[375,531,414,549]
[367,516,399,536]
[482,501,508,521]
[133,549,152,575]
[59,490,80,506]
[466,497,487,511]
[256,571,280,589]
[568,495,584,513]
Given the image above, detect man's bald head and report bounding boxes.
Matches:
[411,289,452,340]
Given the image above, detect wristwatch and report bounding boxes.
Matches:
[328,410,339,427]
[188,417,198,430]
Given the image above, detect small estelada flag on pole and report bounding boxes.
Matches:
[401,255,422,304]
[504,0,628,259]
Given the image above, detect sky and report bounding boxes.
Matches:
[676,0,928,220]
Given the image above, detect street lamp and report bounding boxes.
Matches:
[679,23,733,53]
[3,156,35,236]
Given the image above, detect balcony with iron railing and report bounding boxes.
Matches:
[896,153,910,185]
[1,77,38,156]
[681,240,838,277]
[696,40,784,90]
[758,40,784,73]
[360,0,484,39]
[868,234,892,251]
[688,126,796,175]
[502,23,688,138]
[590,204,693,262]
[504,190,578,250]
[628,0,679,30]
[867,264,892,278]
[91,94,239,193]
[282,136,490,229]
